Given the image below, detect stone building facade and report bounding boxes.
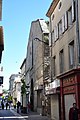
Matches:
[26,19,49,114]
[20,58,26,113]
[46,0,80,120]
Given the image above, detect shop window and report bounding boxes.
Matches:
[69,41,74,68]
[59,49,64,73]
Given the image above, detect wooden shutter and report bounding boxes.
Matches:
[65,11,68,30]
[54,27,56,41]
[49,32,52,46]
[72,0,75,22]
[52,30,54,44]
[62,15,65,33]
[56,24,59,39]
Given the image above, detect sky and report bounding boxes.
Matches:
[0,0,52,90]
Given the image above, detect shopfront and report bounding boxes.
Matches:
[58,68,80,120]
[45,80,60,120]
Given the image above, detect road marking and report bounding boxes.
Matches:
[0,116,28,119]
[10,109,28,120]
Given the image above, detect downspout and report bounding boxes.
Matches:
[76,0,80,66]
[50,16,53,82]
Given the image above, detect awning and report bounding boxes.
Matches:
[45,87,60,95]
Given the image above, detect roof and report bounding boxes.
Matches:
[31,19,49,34]
[20,58,26,69]
[0,0,2,20]
[46,0,60,17]
[39,19,49,33]
[0,26,4,46]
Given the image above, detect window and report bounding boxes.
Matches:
[59,49,64,73]
[58,2,62,10]
[68,7,72,26]
[52,14,54,20]
[69,41,74,68]
[68,0,76,27]
[72,0,76,22]
[53,56,56,76]
[49,32,52,46]
[56,24,59,39]
[51,56,56,80]
[54,26,56,41]
[58,20,62,36]
[51,30,55,44]
[65,11,68,30]
[62,15,65,33]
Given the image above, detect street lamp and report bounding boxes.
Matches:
[34,37,49,45]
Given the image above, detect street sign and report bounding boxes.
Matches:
[0,76,3,84]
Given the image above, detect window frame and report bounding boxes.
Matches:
[68,40,74,69]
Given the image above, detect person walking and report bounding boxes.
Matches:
[27,101,31,113]
[17,101,21,113]
[6,102,8,110]
[69,103,80,120]
[1,100,4,110]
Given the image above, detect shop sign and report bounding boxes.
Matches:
[63,76,75,87]
[63,86,75,94]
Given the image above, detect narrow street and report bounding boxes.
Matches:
[0,108,51,120]
[0,109,28,120]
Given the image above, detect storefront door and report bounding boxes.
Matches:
[64,94,75,120]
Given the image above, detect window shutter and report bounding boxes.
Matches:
[69,45,74,65]
[52,30,54,44]
[54,27,56,41]
[62,16,65,33]
[65,11,68,30]
[72,0,75,22]
[56,24,59,39]
[49,32,52,46]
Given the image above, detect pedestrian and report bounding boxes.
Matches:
[17,101,21,113]
[42,100,45,116]
[9,102,11,109]
[69,103,80,120]
[27,101,31,113]
[1,100,4,110]
[6,102,8,110]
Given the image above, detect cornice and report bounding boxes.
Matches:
[46,0,60,17]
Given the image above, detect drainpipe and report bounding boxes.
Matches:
[76,0,80,66]
[49,16,53,82]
